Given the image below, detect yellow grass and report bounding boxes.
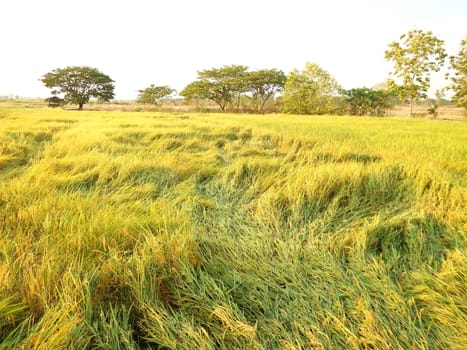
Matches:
[0,105,466,349]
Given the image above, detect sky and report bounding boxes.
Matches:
[1,0,466,99]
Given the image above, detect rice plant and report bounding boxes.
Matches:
[0,106,465,349]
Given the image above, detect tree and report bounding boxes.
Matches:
[137,85,175,105]
[281,62,341,114]
[343,87,394,116]
[41,66,114,110]
[384,29,446,117]
[244,69,286,113]
[448,39,467,111]
[180,65,248,112]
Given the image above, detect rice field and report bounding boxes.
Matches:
[0,106,466,349]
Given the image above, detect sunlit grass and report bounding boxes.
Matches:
[0,107,466,349]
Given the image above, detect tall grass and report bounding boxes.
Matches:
[0,107,465,349]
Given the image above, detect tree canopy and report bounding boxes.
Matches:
[244,69,286,114]
[385,29,446,117]
[343,87,394,116]
[180,65,248,112]
[137,85,175,105]
[281,62,341,115]
[448,39,467,111]
[41,66,115,110]
[180,66,286,113]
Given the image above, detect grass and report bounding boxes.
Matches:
[0,106,466,349]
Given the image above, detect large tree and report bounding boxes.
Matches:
[448,39,467,111]
[180,65,248,112]
[137,84,175,105]
[41,66,115,110]
[385,29,446,117]
[244,69,286,114]
[281,62,341,115]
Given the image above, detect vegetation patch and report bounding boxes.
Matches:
[365,215,461,272]
[0,108,465,349]
[313,152,382,164]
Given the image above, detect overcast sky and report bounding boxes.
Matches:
[1,0,466,99]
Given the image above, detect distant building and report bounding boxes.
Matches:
[45,96,64,107]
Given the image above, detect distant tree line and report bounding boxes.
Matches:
[41,30,466,116]
[179,65,286,113]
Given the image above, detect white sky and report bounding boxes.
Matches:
[1,0,466,99]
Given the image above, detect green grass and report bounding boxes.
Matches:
[0,106,466,349]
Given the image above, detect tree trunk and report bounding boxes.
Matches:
[259,100,265,114]
[409,98,413,117]
[78,103,84,110]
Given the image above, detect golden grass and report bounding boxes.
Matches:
[0,106,466,349]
